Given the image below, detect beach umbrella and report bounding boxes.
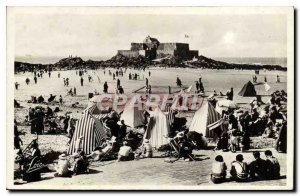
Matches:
[217,99,238,108]
[215,99,238,114]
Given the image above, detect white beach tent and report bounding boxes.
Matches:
[189,102,224,138]
[144,107,170,148]
[120,104,145,128]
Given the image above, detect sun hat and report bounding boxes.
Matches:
[59,153,67,160]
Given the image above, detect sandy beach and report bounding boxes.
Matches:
[13,68,288,188]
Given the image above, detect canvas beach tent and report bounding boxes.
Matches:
[189,102,223,138]
[238,81,257,97]
[120,104,145,128]
[144,107,170,148]
[68,104,107,155]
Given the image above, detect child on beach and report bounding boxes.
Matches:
[211,155,227,184]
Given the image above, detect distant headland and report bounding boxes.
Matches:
[14,36,287,72]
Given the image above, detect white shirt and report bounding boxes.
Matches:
[212,162,227,174]
[118,146,132,156]
[56,159,71,175]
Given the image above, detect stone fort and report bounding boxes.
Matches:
[118,36,199,60]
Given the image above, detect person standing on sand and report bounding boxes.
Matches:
[15,82,19,90]
[73,87,76,95]
[149,71,151,77]
[59,95,63,105]
[195,81,200,93]
[276,75,280,83]
[264,76,267,83]
[80,77,84,86]
[103,82,108,93]
[35,109,45,135]
[66,78,69,86]
[25,78,30,85]
[58,72,60,78]
[34,76,37,84]
[117,79,121,88]
[49,72,51,78]
[276,121,287,153]
[146,78,149,87]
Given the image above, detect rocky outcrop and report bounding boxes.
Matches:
[15,54,287,72]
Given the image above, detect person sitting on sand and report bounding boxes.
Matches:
[68,88,73,96]
[118,141,134,162]
[37,95,44,103]
[230,154,249,182]
[87,137,116,161]
[264,150,280,180]
[216,130,229,151]
[229,129,239,153]
[211,155,227,184]
[30,141,41,160]
[71,151,89,175]
[141,139,153,158]
[249,151,267,181]
[54,154,72,177]
[118,86,124,94]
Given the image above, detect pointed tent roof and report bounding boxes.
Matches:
[68,108,107,155]
[144,107,170,148]
[238,81,257,97]
[189,102,223,138]
[120,105,145,128]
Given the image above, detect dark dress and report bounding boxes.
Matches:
[276,124,287,153]
[249,158,267,180]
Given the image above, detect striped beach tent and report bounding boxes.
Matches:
[67,105,107,155]
[189,102,224,138]
[162,105,175,126]
[144,107,170,148]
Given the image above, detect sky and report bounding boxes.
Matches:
[13,8,287,62]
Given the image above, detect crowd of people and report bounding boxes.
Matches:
[13,67,288,184]
[210,89,287,154]
[211,150,280,184]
